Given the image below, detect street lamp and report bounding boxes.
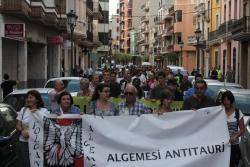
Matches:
[67,10,78,76]
[195,28,202,73]
[179,41,184,67]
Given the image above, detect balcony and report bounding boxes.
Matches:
[194,3,205,16]
[208,20,235,42]
[163,14,173,20]
[30,5,45,20]
[231,16,250,41]
[0,0,30,17]
[187,35,207,48]
[161,45,174,54]
[162,26,174,37]
[44,12,58,26]
[168,5,175,15]
[154,16,162,25]
[141,16,149,23]
[55,0,66,14]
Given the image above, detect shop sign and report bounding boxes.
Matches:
[5,23,25,39]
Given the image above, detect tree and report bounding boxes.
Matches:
[113,53,132,65]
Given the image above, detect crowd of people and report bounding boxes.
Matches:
[14,66,243,167]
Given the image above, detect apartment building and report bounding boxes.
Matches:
[109,14,120,55]
[191,0,210,77]
[138,0,159,63]
[0,0,103,92]
[231,0,250,88]
[119,0,132,53]
[208,0,222,71]
[154,0,196,72]
[97,0,110,60]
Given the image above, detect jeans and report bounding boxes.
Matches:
[230,144,241,167]
[18,141,30,167]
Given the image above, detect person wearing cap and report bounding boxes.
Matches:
[182,79,216,110]
[167,79,183,101]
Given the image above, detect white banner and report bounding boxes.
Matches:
[29,106,230,167]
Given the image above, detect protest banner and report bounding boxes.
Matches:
[29,106,230,167]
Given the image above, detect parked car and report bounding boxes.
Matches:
[44,77,82,96]
[167,65,189,76]
[3,88,52,112]
[206,80,243,99]
[0,103,20,167]
[215,88,250,116]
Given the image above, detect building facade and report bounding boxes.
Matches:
[231,0,250,88]
[0,0,104,98]
[109,14,120,55]
[208,0,222,73]
[119,0,132,53]
[154,0,196,72]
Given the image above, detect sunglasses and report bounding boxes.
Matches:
[124,92,134,96]
[196,86,205,90]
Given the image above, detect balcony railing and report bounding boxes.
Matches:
[231,16,250,34]
[188,34,206,45]
[141,16,149,22]
[44,12,58,25]
[161,44,174,54]
[30,5,45,19]
[0,0,30,17]
[208,20,235,41]
[231,16,250,41]
[154,16,162,25]
[163,25,174,37]
[194,3,205,15]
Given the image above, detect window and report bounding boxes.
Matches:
[224,5,226,22]
[229,1,231,20]
[215,51,219,68]
[233,47,236,73]
[175,33,182,44]
[223,50,226,75]
[216,15,219,29]
[175,10,182,22]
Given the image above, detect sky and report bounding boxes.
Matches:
[109,0,119,16]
